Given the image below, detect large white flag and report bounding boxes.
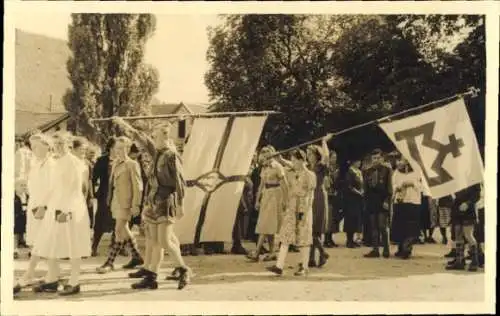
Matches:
[379,98,483,199]
[176,115,267,244]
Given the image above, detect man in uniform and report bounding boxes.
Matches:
[363,149,393,258]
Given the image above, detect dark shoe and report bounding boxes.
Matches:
[165,267,181,281]
[14,284,22,295]
[442,237,448,245]
[33,281,59,293]
[468,246,479,272]
[59,284,80,296]
[96,264,114,274]
[230,245,248,255]
[308,260,317,268]
[131,276,158,290]
[346,241,356,249]
[129,268,149,279]
[289,245,300,253]
[294,264,307,276]
[266,265,283,276]
[446,260,465,270]
[14,252,19,260]
[478,251,485,268]
[382,249,390,258]
[177,267,191,290]
[122,257,144,270]
[444,248,457,258]
[318,253,329,268]
[394,250,403,257]
[91,250,99,257]
[353,242,362,248]
[364,249,380,258]
[400,250,412,260]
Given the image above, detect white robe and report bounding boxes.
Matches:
[32,152,91,259]
[26,155,55,246]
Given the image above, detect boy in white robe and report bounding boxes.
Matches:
[31,131,91,296]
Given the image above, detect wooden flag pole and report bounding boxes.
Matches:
[267,87,480,159]
[90,110,280,122]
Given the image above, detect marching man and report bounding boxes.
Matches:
[31,131,91,296]
[96,136,144,273]
[112,117,191,290]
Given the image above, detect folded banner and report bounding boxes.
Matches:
[176,115,267,244]
[379,98,483,199]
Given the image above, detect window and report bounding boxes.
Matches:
[178,120,186,139]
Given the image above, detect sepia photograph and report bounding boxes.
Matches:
[1,2,498,315]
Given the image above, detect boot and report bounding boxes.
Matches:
[468,245,479,272]
[131,271,158,290]
[478,247,485,268]
[318,252,329,268]
[177,267,191,290]
[446,244,465,270]
[395,244,403,257]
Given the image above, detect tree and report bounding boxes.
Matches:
[205,14,485,158]
[205,15,359,148]
[64,14,159,144]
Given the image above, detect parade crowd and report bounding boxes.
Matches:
[11,119,485,296]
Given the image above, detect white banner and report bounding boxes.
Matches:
[176,115,267,244]
[379,98,483,199]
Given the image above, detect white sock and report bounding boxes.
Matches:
[300,247,310,269]
[19,255,41,285]
[46,259,59,283]
[69,258,81,286]
[276,244,288,269]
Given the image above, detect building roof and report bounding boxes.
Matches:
[151,102,210,116]
[15,29,71,113]
[15,110,70,136]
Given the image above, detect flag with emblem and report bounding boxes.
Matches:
[176,115,267,244]
[379,98,483,199]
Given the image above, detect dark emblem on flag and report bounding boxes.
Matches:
[185,116,247,244]
[394,121,464,187]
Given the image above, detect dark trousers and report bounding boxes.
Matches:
[370,212,389,252]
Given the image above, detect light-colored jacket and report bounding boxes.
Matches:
[108,158,143,211]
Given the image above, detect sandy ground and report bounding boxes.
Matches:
[10,232,485,302]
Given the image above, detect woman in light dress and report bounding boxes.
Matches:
[390,155,428,259]
[14,133,55,294]
[306,136,332,268]
[267,149,316,276]
[248,145,287,262]
[31,131,91,296]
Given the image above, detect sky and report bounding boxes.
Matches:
[15,13,221,104]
